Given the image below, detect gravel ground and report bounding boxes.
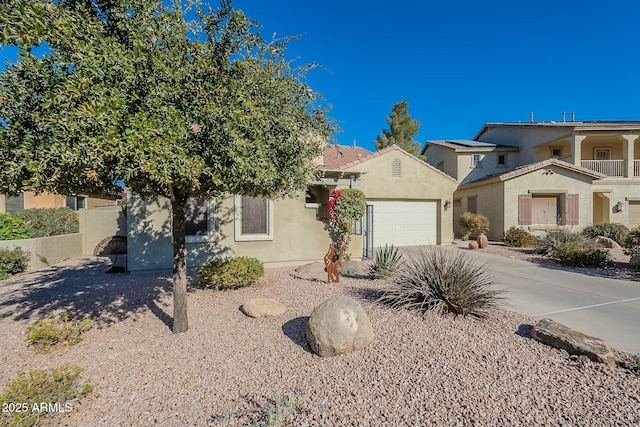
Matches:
[1,255,639,426]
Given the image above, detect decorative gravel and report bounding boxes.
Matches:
[1,257,639,426]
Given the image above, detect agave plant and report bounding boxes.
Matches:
[369,244,403,279]
[377,248,504,318]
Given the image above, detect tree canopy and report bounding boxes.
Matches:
[0,0,334,333]
[374,100,421,156]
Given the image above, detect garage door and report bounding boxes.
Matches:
[629,201,640,228]
[367,201,437,247]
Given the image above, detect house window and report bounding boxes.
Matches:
[235,195,274,241]
[65,196,86,210]
[185,198,215,243]
[518,193,579,226]
[551,147,562,158]
[467,196,477,214]
[594,148,611,160]
[472,154,482,168]
[498,154,506,166]
[392,159,401,177]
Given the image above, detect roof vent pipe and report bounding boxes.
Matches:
[571,112,575,122]
[530,112,534,123]
[562,112,566,122]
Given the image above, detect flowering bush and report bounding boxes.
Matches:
[327,189,366,260]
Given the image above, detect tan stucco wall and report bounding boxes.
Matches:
[78,209,127,255]
[344,150,457,244]
[0,234,83,271]
[478,126,570,165]
[126,193,360,272]
[593,180,640,228]
[24,192,66,209]
[503,167,595,235]
[454,182,504,240]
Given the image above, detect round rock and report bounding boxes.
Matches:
[240,298,286,318]
[305,296,374,357]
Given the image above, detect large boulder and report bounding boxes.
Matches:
[337,260,369,277]
[593,236,621,249]
[240,298,286,318]
[295,262,325,276]
[629,256,640,269]
[305,296,374,357]
[531,318,615,365]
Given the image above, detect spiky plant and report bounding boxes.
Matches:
[369,244,403,279]
[377,248,504,318]
[534,228,587,256]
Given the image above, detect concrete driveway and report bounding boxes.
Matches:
[398,246,640,355]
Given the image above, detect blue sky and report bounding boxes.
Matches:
[235,0,640,151]
[3,1,640,152]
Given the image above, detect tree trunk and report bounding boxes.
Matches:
[171,196,189,333]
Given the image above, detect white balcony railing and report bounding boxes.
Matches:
[580,160,624,177]
[635,160,640,177]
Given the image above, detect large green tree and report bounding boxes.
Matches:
[374,100,421,156]
[0,0,333,333]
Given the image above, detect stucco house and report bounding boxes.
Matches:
[422,120,640,240]
[0,191,121,213]
[126,144,457,272]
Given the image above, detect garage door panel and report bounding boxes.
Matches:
[368,201,437,248]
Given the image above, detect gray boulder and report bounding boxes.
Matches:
[630,256,640,269]
[531,318,615,365]
[306,296,374,357]
[337,260,369,276]
[295,262,325,275]
[240,298,286,318]
[593,236,621,249]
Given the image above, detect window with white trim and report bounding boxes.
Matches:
[472,154,482,168]
[235,195,274,241]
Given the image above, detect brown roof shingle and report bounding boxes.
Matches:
[322,145,372,169]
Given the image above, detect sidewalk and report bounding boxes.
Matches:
[402,246,640,354]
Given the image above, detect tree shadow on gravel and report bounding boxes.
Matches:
[282,316,313,353]
[349,287,385,303]
[0,257,176,329]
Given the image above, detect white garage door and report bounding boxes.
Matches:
[629,201,640,229]
[368,201,437,247]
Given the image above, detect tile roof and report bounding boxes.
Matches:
[460,158,606,188]
[322,145,373,169]
[323,144,457,183]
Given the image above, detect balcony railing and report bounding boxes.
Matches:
[580,160,624,177]
[635,160,640,177]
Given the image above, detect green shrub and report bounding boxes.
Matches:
[0,212,31,240]
[26,312,93,352]
[14,208,79,238]
[369,244,403,279]
[501,227,536,248]
[196,256,264,290]
[581,223,629,246]
[459,212,490,240]
[534,228,587,256]
[623,228,640,258]
[0,247,30,279]
[378,248,504,318]
[0,365,93,427]
[551,242,612,268]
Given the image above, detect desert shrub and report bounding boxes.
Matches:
[501,227,536,248]
[0,212,30,240]
[581,223,629,246]
[0,365,93,427]
[551,242,612,268]
[196,256,264,290]
[623,228,640,258]
[14,208,79,238]
[459,212,490,240]
[534,228,587,256]
[26,312,93,352]
[377,248,504,318]
[369,244,403,279]
[0,247,30,279]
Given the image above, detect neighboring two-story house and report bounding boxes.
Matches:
[422,121,640,240]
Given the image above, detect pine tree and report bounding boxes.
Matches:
[374,100,421,156]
